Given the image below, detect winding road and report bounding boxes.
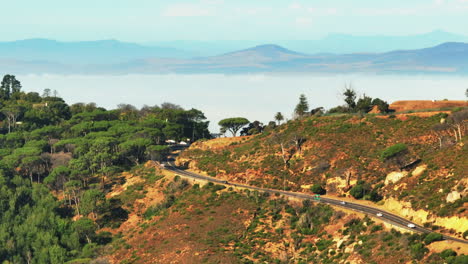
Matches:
[163,159,467,244]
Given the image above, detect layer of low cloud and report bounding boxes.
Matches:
[17,74,467,131]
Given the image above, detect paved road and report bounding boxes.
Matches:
[163,160,467,244]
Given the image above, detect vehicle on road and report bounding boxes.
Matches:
[376,213,383,217]
[407,224,416,228]
[340,201,346,205]
[221,180,229,184]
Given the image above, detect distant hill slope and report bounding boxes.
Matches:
[0,39,193,63]
[1,41,468,74]
[151,30,468,56]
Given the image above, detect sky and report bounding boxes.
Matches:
[2,0,468,42]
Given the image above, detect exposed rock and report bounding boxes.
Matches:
[383,197,468,233]
[384,171,409,185]
[411,165,427,178]
[446,191,461,203]
[336,235,349,249]
[344,245,354,254]
[326,176,357,194]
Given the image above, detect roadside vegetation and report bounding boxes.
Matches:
[110,175,467,264]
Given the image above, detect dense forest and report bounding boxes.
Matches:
[0,74,210,263]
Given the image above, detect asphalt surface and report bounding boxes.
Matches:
[163,160,467,244]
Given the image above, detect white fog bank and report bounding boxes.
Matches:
[18,74,468,132]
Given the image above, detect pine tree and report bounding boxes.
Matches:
[294,94,309,118]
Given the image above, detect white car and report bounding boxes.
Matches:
[376,213,383,217]
[340,201,346,205]
[407,224,416,228]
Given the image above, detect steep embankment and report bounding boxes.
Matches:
[178,110,468,238]
[102,162,467,264]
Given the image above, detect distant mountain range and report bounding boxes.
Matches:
[0,39,191,64]
[150,30,468,56]
[1,34,468,75]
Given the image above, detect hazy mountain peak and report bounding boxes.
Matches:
[224,44,304,59]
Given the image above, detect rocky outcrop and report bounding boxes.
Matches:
[383,197,468,234]
[384,171,408,185]
[411,165,427,178]
[446,191,461,203]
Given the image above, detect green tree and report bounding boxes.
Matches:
[355,94,373,113]
[423,232,443,245]
[294,94,309,118]
[410,242,428,260]
[73,217,97,244]
[81,189,106,220]
[2,105,23,133]
[349,184,365,199]
[371,98,390,113]
[0,74,22,100]
[343,86,357,111]
[218,117,250,137]
[146,145,170,162]
[275,112,284,125]
[119,138,152,165]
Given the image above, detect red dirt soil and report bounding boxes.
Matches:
[390,100,467,112]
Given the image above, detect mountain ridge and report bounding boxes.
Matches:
[1,41,468,75]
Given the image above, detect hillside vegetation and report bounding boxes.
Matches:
[105,169,468,264]
[0,75,210,263]
[179,109,468,237]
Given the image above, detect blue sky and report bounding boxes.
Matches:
[2,0,468,42]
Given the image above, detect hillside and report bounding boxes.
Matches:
[102,165,468,263]
[178,109,468,238]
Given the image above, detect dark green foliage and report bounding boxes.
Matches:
[218,117,250,136]
[310,184,326,195]
[0,74,21,100]
[440,249,457,259]
[349,184,365,199]
[343,87,356,111]
[380,143,408,161]
[0,74,213,262]
[356,95,373,113]
[294,94,309,118]
[423,232,443,245]
[410,243,429,260]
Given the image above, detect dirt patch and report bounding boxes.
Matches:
[190,136,253,150]
[427,240,468,255]
[390,100,467,112]
[107,172,144,198]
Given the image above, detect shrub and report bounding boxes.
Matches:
[380,143,408,161]
[439,249,457,259]
[423,232,443,245]
[350,185,365,199]
[410,243,428,260]
[310,184,326,195]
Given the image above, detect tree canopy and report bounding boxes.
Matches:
[294,94,309,118]
[218,117,250,137]
[0,74,213,263]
